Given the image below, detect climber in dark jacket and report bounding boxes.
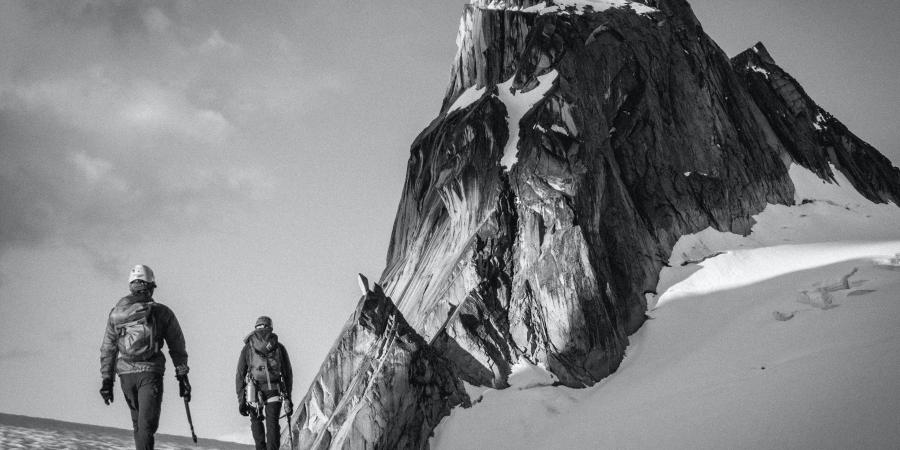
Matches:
[99,264,191,450]
[236,316,293,450]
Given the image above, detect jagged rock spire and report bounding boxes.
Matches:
[733,42,900,204]
[292,2,900,448]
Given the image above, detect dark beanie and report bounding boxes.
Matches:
[255,316,273,329]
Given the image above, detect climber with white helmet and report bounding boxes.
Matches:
[99,264,191,450]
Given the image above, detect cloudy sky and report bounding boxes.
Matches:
[1,0,897,443]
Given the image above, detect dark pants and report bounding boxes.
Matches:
[120,372,163,450]
[250,390,283,450]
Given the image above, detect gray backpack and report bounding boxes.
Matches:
[247,332,283,387]
[112,302,158,361]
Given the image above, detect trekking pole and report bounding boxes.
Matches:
[280,376,295,449]
[183,398,198,444]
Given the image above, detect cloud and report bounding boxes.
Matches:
[70,151,116,185]
[142,6,172,34]
[198,30,242,57]
[115,80,236,144]
[8,68,235,145]
[1,87,274,266]
[0,1,356,278]
[0,3,283,278]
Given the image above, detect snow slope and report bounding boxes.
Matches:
[0,413,252,449]
[432,165,900,449]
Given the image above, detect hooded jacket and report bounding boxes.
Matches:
[100,293,188,379]
[235,328,293,400]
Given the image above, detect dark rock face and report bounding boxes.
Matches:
[293,0,900,447]
[291,285,468,449]
[732,42,900,204]
[383,0,798,388]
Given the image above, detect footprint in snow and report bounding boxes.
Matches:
[772,311,795,321]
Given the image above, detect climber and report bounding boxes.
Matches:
[236,316,294,450]
[99,264,191,450]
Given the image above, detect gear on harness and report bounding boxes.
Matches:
[244,372,265,416]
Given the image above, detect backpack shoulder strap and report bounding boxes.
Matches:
[112,301,152,329]
[275,344,285,366]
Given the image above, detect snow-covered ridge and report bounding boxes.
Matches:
[0,413,251,449]
[472,0,658,16]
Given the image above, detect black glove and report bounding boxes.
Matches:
[283,398,293,416]
[239,400,250,416]
[100,378,114,405]
[177,374,191,402]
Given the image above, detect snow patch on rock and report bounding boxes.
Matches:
[521,0,657,16]
[747,63,771,79]
[813,111,828,131]
[497,70,558,169]
[448,84,488,114]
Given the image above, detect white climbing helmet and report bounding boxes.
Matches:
[128,264,156,284]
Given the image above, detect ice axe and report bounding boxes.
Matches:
[183,398,198,444]
[285,406,294,449]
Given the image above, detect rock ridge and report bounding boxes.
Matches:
[732,42,900,204]
[292,283,468,449]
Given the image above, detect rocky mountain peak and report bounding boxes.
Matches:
[291,2,900,448]
[745,41,776,65]
[733,42,900,204]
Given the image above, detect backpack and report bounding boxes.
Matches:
[246,332,283,388]
[112,301,158,361]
